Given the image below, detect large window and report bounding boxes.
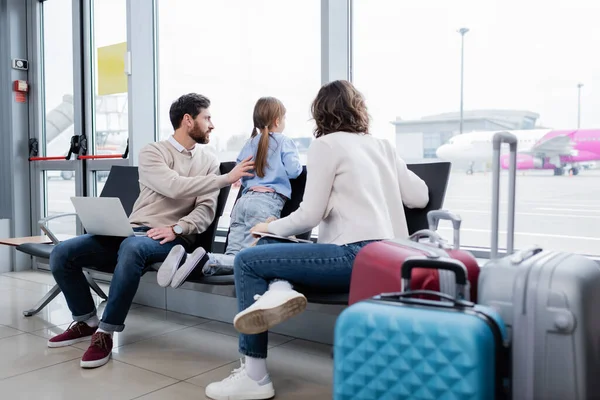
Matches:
[158,0,321,228]
[44,171,76,236]
[41,0,77,236]
[92,0,129,156]
[42,0,74,158]
[353,0,600,255]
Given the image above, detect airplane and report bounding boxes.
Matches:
[435,129,600,176]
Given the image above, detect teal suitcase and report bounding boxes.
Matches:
[334,257,509,400]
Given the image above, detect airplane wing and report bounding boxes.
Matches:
[524,134,574,156]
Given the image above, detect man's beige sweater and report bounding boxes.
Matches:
[128,140,229,236]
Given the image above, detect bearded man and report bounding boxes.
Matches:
[46,93,254,368]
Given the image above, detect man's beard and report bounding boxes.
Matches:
[189,122,210,144]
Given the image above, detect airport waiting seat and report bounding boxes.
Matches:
[16,163,235,316]
[17,160,452,313]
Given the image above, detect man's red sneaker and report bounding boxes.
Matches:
[47,321,97,348]
[80,332,113,369]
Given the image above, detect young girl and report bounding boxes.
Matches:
[157,97,302,288]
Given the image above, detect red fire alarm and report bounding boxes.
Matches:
[13,80,29,93]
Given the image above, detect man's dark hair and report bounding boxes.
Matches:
[169,93,211,130]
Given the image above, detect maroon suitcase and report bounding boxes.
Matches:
[348,210,480,304]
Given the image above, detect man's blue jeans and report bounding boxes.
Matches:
[234,237,377,358]
[49,228,188,332]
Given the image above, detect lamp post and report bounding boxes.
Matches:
[577,83,583,129]
[458,27,469,134]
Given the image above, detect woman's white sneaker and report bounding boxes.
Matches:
[234,287,307,335]
[205,361,275,400]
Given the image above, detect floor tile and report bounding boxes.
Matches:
[0,288,86,332]
[194,320,293,347]
[112,327,241,380]
[0,333,83,380]
[279,338,333,359]
[0,359,177,400]
[135,381,209,400]
[3,270,58,286]
[0,271,335,399]
[0,275,56,294]
[129,306,210,327]
[188,344,332,399]
[0,324,23,340]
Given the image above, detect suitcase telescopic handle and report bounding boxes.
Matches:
[426,210,462,250]
[492,131,518,259]
[401,256,468,300]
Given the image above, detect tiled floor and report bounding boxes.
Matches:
[0,270,333,399]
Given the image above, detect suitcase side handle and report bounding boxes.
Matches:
[427,210,462,250]
[402,256,468,300]
[510,245,543,264]
[409,229,450,250]
[409,229,442,241]
[379,290,474,308]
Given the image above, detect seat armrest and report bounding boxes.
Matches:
[39,213,78,244]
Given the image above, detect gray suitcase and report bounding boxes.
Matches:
[478,132,600,400]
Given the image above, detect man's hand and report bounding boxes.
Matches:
[147,227,176,245]
[227,156,254,184]
[250,222,270,238]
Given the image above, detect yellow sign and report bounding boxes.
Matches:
[97,42,127,96]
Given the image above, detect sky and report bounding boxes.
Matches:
[42,0,600,151]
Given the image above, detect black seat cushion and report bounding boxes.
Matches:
[186,274,236,285]
[16,243,54,259]
[184,273,348,304]
[303,292,348,305]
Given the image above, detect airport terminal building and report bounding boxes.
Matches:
[393,109,540,163]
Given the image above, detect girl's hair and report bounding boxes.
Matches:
[311,80,370,138]
[251,97,286,178]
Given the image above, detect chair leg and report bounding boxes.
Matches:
[23,284,62,317]
[84,271,108,300]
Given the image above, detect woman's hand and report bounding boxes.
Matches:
[250,222,270,238]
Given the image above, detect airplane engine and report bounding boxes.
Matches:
[500,154,545,170]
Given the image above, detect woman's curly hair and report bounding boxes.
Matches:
[311,80,370,138]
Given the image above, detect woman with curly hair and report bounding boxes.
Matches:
[205,80,430,400]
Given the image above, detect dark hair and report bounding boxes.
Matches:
[251,97,286,178]
[169,93,211,130]
[311,80,370,138]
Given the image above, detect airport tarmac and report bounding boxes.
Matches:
[45,168,600,257]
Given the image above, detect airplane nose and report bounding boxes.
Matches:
[436,144,450,160]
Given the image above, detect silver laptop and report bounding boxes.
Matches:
[70,197,146,237]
